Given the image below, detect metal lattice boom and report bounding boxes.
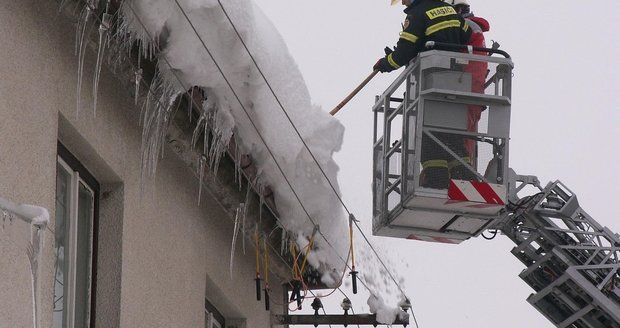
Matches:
[498,177,620,327]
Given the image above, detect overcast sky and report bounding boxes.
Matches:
[252,1,620,327]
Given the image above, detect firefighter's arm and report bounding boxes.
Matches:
[388,15,423,69]
[376,15,422,72]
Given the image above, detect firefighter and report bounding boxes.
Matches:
[447,0,491,181]
[373,0,472,189]
[374,0,471,73]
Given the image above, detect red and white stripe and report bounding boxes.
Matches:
[407,234,462,244]
[447,180,506,205]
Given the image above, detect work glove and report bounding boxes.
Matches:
[373,57,394,73]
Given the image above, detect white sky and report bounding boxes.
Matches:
[253,1,620,327]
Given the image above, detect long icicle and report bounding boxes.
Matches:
[233,138,240,190]
[134,55,142,105]
[76,3,94,116]
[230,205,242,278]
[93,5,112,117]
[197,155,206,206]
[241,183,251,255]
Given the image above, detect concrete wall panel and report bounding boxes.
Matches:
[0,1,283,327]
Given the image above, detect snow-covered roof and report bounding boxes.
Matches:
[114,0,349,279]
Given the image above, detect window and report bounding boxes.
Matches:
[53,143,99,328]
[205,299,225,328]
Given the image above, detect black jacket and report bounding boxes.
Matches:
[385,0,471,70]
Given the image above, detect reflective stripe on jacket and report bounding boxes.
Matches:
[386,0,472,69]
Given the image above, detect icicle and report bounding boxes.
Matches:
[230,205,242,278]
[234,140,241,190]
[139,72,182,181]
[188,88,195,122]
[1,208,16,230]
[76,0,97,116]
[203,115,209,155]
[192,104,209,153]
[93,8,112,117]
[280,228,287,256]
[191,115,205,150]
[58,0,69,12]
[27,227,43,328]
[208,137,224,178]
[240,182,252,255]
[2,209,8,229]
[197,155,207,206]
[134,66,142,105]
[241,201,247,255]
[243,183,252,215]
[258,183,265,225]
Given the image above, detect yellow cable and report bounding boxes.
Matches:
[254,228,260,277]
[299,234,315,274]
[290,242,299,278]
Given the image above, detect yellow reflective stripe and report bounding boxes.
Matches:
[399,31,419,43]
[462,22,470,32]
[387,53,400,69]
[426,6,457,20]
[448,157,471,170]
[425,20,462,36]
[422,160,448,169]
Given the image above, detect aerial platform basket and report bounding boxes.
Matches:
[372,45,513,244]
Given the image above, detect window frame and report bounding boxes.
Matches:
[55,142,100,328]
[205,298,225,328]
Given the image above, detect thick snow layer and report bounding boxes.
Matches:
[0,196,49,228]
[116,0,404,312]
[120,0,348,275]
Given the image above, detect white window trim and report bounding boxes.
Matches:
[56,157,95,328]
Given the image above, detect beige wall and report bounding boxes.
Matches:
[0,1,282,327]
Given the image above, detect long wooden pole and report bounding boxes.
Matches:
[329,70,379,116]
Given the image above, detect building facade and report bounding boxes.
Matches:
[0,1,286,327]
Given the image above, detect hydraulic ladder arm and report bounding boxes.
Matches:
[494,175,620,327]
